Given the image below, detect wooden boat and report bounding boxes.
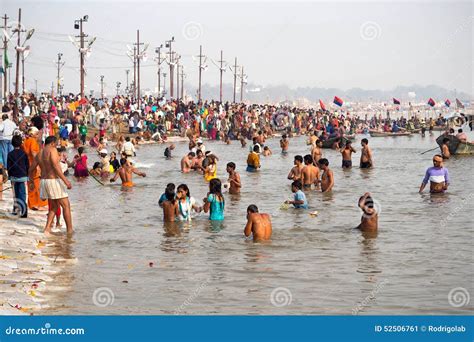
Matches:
[321,136,352,148]
[369,130,412,137]
[436,135,474,155]
[408,128,421,134]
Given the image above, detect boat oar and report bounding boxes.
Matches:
[420,147,439,155]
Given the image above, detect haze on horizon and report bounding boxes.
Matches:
[2,0,473,101]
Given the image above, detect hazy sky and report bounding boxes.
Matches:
[2,0,473,98]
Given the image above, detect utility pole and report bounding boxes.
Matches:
[163,73,167,96]
[116,81,121,96]
[165,37,175,98]
[34,79,37,96]
[1,14,10,101]
[125,69,129,95]
[175,54,180,100]
[13,8,22,121]
[133,46,137,99]
[135,29,142,108]
[100,75,104,99]
[197,45,205,103]
[155,45,163,97]
[56,53,64,95]
[218,50,225,103]
[232,57,238,103]
[180,67,185,101]
[176,62,179,100]
[74,15,91,98]
[240,66,246,103]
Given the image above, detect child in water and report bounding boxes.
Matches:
[203,178,225,220]
[285,180,308,209]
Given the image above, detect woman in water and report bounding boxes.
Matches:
[204,155,217,182]
[73,146,89,177]
[203,178,225,220]
[176,184,202,221]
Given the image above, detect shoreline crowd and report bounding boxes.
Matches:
[0,91,467,242]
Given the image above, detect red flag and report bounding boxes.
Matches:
[79,98,88,105]
[333,96,343,107]
[444,99,451,107]
[455,98,465,109]
[427,98,436,107]
[393,98,400,105]
[319,99,326,111]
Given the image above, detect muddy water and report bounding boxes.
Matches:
[42,133,473,315]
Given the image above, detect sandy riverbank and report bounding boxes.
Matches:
[0,186,76,315]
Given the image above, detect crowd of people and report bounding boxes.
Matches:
[0,91,462,241]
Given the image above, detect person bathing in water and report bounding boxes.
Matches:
[419,154,449,194]
[285,180,308,209]
[225,162,241,194]
[280,134,289,154]
[340,140,356,168]
[244,204,272,242]
[360,138,373,168]
[110,158,146,187]
[301,154,320,190]
[356,192,378,231]
[318,158,334,193]
[287,155,304,181]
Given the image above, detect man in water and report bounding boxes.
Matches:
[244,204,272,242]
[441,138,451,159]
[226,162,241,194]
[110,158,146,187]
[164,144,175,159]
[181,152,195,173]
[301,154,320,190]
[192,149,205,173]
[340,140,356,168]
[360,138,373,168]
[285,180,308,209]
[29,136,73,236]
[419,154,449,194]
[311,140,323,165]
[287,155,304,181]
[247,145,261,172]
[280,134,289,154]
[357,192,378,231]
[121,136,136,158]
[318,158,334,193]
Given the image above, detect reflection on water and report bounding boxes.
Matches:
[42,134,473,315]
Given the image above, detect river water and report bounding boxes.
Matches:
[41,132,473,315]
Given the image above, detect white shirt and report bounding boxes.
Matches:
[0,119,18,141]
[121,141,136,156]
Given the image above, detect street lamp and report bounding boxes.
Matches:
[116,82,121,96]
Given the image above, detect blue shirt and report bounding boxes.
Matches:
[293,190,308,209]
[207,194,225,220]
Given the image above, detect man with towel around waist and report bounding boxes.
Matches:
[29,135,73,236]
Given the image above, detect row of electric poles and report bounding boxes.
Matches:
[1,8,249,119]
[1,8,35,120]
